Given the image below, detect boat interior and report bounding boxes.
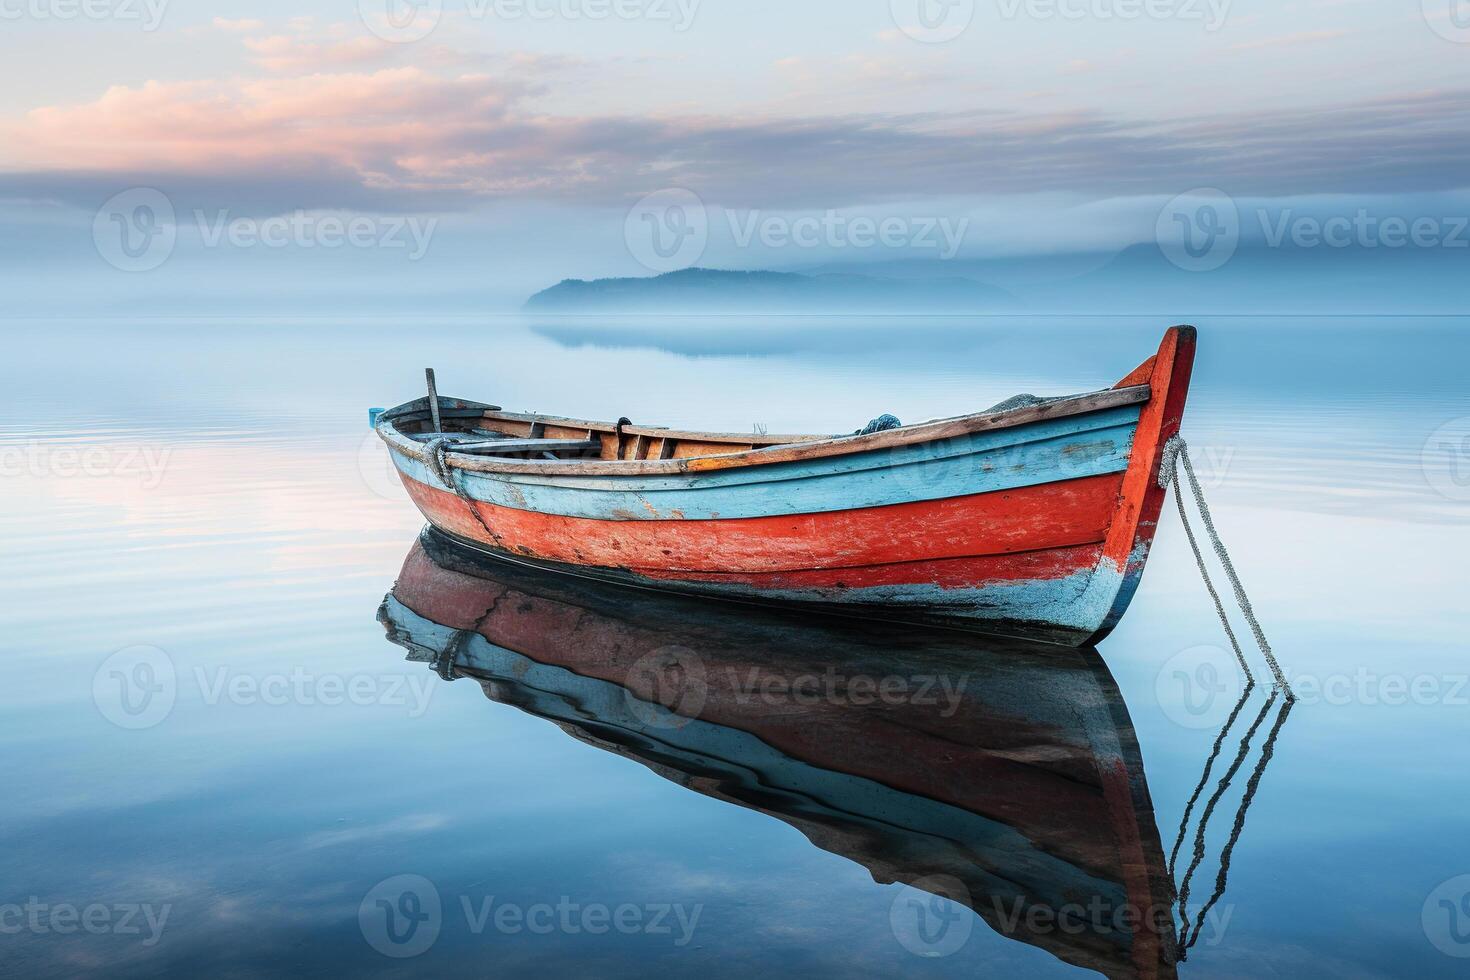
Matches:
[380,338,1164,465]
[382,385,1129,464]
[392,401,827,463]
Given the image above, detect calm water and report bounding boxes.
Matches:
[3,316,1468,978]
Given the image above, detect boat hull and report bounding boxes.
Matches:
[379,327,1195,643]
[398,473,1139,644]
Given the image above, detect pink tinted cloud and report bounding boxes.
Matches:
[10,69,523,180]
[3,61,1467,214]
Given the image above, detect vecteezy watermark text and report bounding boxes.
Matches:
[1158,188,1470,272]
[93,188,439,272]
[990,895,1233,947]
[359,875,702,958]
[92,646,436,730]
[195,211,437,261]
[467,0,699,28]
[359,0,699,43]
[624,188,972,273]
[0,0,169,30]
[621,647,974,731]
[1283,668,1469,708]
[0,899,171,947]
[726,211,970,260]
[1155,644,1470,728]
[0,441,171,489]
[891,0,1229,43]
[725,667,970,718]
[1257,209,1470,251]
[998,0,1230,30]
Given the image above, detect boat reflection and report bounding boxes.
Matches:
[378,529,1289,979]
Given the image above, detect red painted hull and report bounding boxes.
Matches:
[401,471,1123,576]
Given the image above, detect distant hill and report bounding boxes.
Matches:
[524,268,1017,314]
[527,244,1470,317]
[801,243,1470,315]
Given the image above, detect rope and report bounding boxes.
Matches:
[1166,680,1256,879]
[1172,691,1276,940]
[421,436,501,548]
[1178,695,1294,954]
[1159,436,1292,697]
[422,437,470,500]
[855,414,903,436]
[433,629,473,682]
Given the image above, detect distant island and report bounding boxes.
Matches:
[524,244,1470,317]
[524,268,1017,314]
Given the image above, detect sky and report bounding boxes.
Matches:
[1,0,1468,313]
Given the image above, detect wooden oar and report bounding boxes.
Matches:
[426,368,443,434]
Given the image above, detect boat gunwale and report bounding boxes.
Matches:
[377,383,1153,479]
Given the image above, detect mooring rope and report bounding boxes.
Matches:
[420,436,502,551]
[1172,690,1276,939]
[422,436,471,501]
[1178,695,1295,954]
[1166,681,1255,879]
[1159,436,1291,696]
[432,629,474,682]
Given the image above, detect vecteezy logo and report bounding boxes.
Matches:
[886,435,974,498]
[360,875,442,958]
[890,0,975,43]
[1423,0,1470,44]
[1156,188,1240,272]
[623,645,708,730]
[358,0,443,43]
[93,188,177,272]
[1156,645,1244,730]
[1422,418,1470,502]
[889,874,973,957]
[1423,875,1470,957]
[93,646,178,730]
[357,431,408,501]
[624,188,709,273]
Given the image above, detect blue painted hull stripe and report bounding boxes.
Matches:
[390,405,1141,521]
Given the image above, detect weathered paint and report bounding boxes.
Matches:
[432,541,1133,641]
[400,473,1123,574]
[387,405,1142,521]
[377,327,1197,643]
[1096,326,1196,638]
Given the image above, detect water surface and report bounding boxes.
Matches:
[2,316,1467,977]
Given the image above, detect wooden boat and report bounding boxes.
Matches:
[374,326,1195,644]
[379,530,1182,978]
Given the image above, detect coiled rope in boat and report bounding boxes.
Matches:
[1159,436,1292,697]
[421,436,470,500]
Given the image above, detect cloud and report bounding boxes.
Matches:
[2,60,1467,217]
